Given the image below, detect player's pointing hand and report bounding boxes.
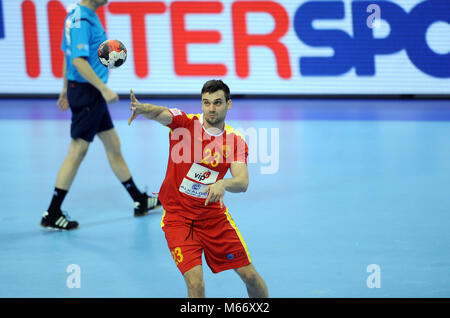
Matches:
[128,89,142,125]
[204,181,225,208]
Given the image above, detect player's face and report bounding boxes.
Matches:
[201,90,231,127]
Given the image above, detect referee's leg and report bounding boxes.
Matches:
[55,138,90,190]
[97,128,131,182]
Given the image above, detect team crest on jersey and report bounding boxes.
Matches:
[222,145,231,159]
[77,43,89,51]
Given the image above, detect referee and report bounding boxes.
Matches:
[40,0,159,230]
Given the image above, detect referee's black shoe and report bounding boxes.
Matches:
[134,194,161,217]
[40,211,79,231]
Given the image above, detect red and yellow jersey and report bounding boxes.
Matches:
[158,108,248,220]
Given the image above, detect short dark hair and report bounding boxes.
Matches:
[201,79,231,101]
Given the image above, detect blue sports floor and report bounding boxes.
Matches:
[0,98,449,298]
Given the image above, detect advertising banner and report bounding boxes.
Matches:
[0,0,449,94]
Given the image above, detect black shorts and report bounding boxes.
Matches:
[67,80,114,142]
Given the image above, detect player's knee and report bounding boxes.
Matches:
[238,267,261,286]
[241,271,258,285]
[184,273,205,294]
[189,280,204,292]
[239,269,268,297]
[185,275,204,288]
[186,278,204,296]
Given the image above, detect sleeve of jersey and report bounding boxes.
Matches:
[69,20,91,60]
[234,135,249,164]
[166,108,191,130]
[61,26,66,52]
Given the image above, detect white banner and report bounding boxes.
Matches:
[0,0,449,94]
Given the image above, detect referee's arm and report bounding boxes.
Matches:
[57,58,69,111]
[72,57,118,103]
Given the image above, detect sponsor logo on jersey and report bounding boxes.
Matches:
[226,251,246,260]
[186,163,219,185]
[179,178,208,199]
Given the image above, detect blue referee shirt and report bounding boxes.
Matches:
[61,4,108,83]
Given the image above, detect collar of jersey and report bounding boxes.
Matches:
[200,113,225,137]
[78,3,96,17]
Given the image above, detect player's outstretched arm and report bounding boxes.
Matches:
[128,89,173,126]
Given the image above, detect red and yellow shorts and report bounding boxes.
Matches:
[161,209,252,275]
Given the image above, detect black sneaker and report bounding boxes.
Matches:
[134,194,161,217]
[40,211,79,231]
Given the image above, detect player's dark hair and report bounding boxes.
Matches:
[201,80,231,101]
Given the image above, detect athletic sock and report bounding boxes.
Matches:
[47,187,68,216]
[122,178,145,203]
